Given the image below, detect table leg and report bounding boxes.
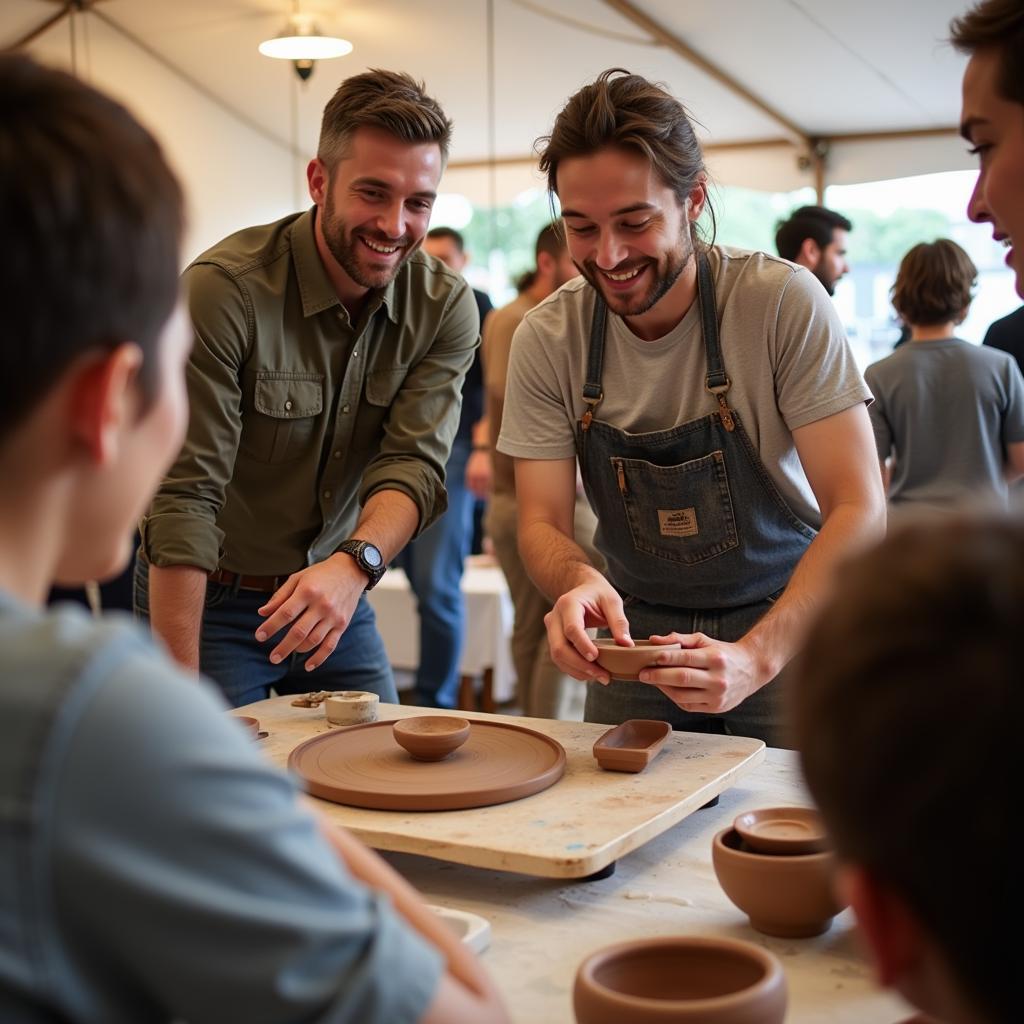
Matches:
[458,675,476,712]
[481,668,496,714]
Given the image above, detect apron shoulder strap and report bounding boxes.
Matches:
[581,292,607,430]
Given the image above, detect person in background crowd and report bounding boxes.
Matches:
[775,205,853,296]
[498,69,883,746]
[983,304,1024,373]
[791,514,1017,1024]
[399,226,492,707]
[483,224,601,718]
[0,53,506,1024]
[865,239,1024,511]
[139,70,479,708]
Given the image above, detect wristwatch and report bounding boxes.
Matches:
[337,539,386,591]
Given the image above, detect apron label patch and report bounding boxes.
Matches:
[658,508,698,537]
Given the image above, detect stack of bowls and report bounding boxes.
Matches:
[712,806,845,938]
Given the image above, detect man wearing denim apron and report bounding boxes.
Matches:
[498,70,885,746]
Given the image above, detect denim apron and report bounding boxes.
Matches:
[577,251,816,745]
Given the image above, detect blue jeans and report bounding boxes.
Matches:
[133,559,397,709]
[398,437,473,708]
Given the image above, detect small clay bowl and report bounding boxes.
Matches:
[593,720,672,773]
[734,806,827,855]
[574,935,786,1024]
[712,828,845,938]
[234,715,261,739]
[593,639,681,681]
[393,716,471,762]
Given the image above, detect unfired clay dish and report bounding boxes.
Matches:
[712,827,844,938]
[393,716,471,761]
[288,718,566,811]
[733,806,827,855]
[574,935,787,1024]
[324,690,380,727]
[593,720,672,773]
[594,639,681,681]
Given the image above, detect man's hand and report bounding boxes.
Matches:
[465,449,492,498]
[543,572,633,683]
[255,554,367,671]
[638,633,769,713]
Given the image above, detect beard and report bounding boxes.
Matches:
[319,188,416,290]
[578,226,694,318]
[813,263,837,297]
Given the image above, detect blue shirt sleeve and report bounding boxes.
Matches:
[43,634,443,1024]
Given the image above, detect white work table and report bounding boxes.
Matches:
[386,747,914,1024]
[242,701,915,1023]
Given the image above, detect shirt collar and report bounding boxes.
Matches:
[291,207,399,324]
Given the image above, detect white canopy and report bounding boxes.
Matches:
[4,0,974,257]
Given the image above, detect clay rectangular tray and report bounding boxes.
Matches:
[593,719,672,773]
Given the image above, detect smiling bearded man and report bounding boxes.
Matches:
[497,69,885,746]
[139,69,480,709]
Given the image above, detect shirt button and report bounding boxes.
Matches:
[284,399,293,411]
[352,350,358,358]
[323,489,332,499]
[342,403,351,414]
[333,450,342,459]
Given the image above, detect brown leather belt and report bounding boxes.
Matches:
[208,568,290,593]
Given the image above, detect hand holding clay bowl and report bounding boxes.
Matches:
[574,935,786,1024]
[712,826,845,938]
[593,639,681,681]
[393,716,471,762]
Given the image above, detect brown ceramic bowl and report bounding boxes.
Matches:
[593,639,681,681]
[733,806,828,855]
[712,828,844,938]
[393,716,471,762]
[234,715,260,739]
[574,935,786,1024]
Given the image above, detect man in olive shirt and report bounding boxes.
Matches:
[139,70,480,707]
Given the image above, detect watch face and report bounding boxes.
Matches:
[362,544,383,568]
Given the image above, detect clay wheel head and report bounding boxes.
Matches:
[393,716,471,761]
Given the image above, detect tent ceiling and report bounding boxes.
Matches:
[5,0,974,199]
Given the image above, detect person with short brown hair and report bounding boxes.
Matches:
[954,0,1024,299]
[865,238,1024,509]
[0,54,505,1024]
[140,69,481,708]
[498,69,884,745]
[791,514,1019,1024]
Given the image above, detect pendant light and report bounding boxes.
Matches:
[258,8,352,81]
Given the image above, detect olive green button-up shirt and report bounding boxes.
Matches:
[143,209,479,576]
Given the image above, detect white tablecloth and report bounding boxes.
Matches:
[366,557,516,701]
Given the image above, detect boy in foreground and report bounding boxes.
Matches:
[791,514,1016,1024]
[0,54,506,1024]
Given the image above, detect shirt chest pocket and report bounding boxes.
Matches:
[240,371,324,464]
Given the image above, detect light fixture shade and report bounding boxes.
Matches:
[258,14,352,61]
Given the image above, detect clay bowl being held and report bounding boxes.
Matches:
[733,806,828,855]
[712,827,845,938]
[574,935,786,1024]
[393,716,471,762]
[593,639,681,681]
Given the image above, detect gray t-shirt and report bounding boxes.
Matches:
[865,337,1024,509]
[498,246,869,528]
[0,593,442,1024]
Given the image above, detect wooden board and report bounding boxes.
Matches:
[240,698,765,879]
[289,719,565,811]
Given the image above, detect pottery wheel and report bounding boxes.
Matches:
[289,720,567,811]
